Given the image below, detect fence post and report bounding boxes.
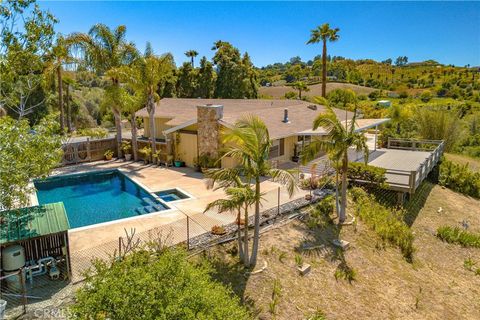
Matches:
[87,138,91,161]
[387,137,391,149]
[19,269,27,314]
[118,236,122,258]
[277,187,280,216]
[186,216,190,250]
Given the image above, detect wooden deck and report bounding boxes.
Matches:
[282,138,445,195]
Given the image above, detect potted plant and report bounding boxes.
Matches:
[198,153,217,173]
[152,150,162,166]
[121,140,132,161]
[193,157,201,172]
[104,149,114,161]
[174,156,185,167]
[211,225,226,235]
[291,144,300,162]
[139,146,152,164]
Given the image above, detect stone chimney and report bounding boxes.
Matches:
[197,104,223,158]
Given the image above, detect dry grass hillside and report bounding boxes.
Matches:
[207,183,480,319]
[259,82,377,99]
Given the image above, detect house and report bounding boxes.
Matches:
[136,98,389,168]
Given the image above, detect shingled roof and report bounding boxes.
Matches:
[137,98,360,139]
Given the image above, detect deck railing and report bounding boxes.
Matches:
[385,138,445,194]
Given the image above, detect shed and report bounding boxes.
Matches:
[0,202,71,277]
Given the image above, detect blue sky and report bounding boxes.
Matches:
[41,1,480,67]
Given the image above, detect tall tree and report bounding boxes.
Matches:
[212,41,258,99]
[0,0,57,123]
[292,81,310,99]
[176,62,197,98]
[208,116,297,267]
[301,91,368,223]
[0,115,63,212]
[119,53,174,153]
[69,24,138,157]
[47,35,71,133]
[307,23,340,97]
[204,175,257,266]
[185,50,198,68]
[196,56,216,98]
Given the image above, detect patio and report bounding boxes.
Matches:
[49,160,308,280]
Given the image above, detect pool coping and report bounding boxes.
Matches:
[32,168,182,233]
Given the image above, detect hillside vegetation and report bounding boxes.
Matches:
[206,183,480,319]
[259,82,376,99]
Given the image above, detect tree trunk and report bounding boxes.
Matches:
[191,57,194,68]
[322,40,327,97]
[299,89,302,99]
[237,209,244,262]
[249,177,261,267]
[66,84,72,133]
[113,108,123,158]
[339,154,348,223]
[335,168,340,215]
[147,93,156,154]
[130,113,138,161]
[244,205,250,267]
[57,64,65,133]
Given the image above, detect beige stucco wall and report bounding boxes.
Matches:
[143,117,173,139]
[221,135,297,168]
[176,132,198,168]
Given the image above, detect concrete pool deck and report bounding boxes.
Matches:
[52,160,307,260]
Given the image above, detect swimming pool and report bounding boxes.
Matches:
[34,170,169,229]
[155,189,190,202]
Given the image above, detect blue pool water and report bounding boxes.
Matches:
[35,170,168,229]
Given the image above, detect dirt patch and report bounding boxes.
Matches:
[259,83,377,99]
[207,184,480,319]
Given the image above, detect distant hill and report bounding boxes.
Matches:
[259,82,378,99]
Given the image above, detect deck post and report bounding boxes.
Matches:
[397,192,406,206]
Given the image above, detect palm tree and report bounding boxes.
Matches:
[122,88,143,161]
[301,96,368,223]
[292,81,310,99]
[46,34,73,133]
[69,24,138,157]
[120,53,174,153]
[185,50,198,68]
[307,23,340,97]
[209,115,297,267]
[204,174,258,266]
[63,76,76,133]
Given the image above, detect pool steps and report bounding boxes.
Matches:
[135,198,166,215]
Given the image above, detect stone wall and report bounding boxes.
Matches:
[197,105,223,158]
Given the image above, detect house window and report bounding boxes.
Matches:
[269,139,285,159]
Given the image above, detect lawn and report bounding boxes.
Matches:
[204,183,480,319]
[259,82,377,99]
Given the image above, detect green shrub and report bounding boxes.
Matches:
[439,159,480,198]
[308,196,335,228]
[334,262,357,283]
[420,90,433,102]
[78,127,109,139]
[436,226,480,248]
[347,162,387,187]
[70,248,250,319]
[350,187,415,261]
